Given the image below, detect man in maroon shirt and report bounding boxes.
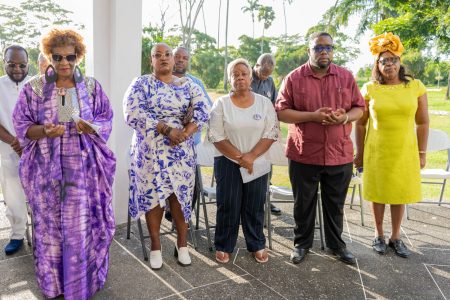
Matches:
[275,32,365,265]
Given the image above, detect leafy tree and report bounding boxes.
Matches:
[237,35,271,66]
[322,0,450,99]
[274,45,308,82]
[305,24,360,68]
[190,48,224,88]
[0,0,83,50]
[241,0,260,39]
[257,5,275,54]
[401,51,426,78]
[0,0,83,76]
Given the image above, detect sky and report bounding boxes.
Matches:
[0,0,374,73]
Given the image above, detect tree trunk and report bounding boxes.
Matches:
[252,14,255,38]
[217,0,221,48]
[223,0,229,91]
[283,0,287,52]
[446,73,450,100]
[260,27,264,55]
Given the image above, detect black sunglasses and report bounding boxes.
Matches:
[6,63,27,69]
[312,45,334,53]
[52,54,77,62]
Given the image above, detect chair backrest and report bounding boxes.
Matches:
[427,129,450,152]
[195,141,216,167]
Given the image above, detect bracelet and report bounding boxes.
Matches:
[343,114,349,125]
[419,150,426,154]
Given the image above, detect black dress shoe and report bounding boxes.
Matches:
[372,236,387,254]
[332,247,356,265]
[290,248,308,264]
[270,204,282,215]
[388,239,410,258]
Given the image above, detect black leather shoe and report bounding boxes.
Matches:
[290,248,308,264]
[372,236,387,254]
[388,239,410,258]
[332,247,356,265]
[270,204,282,215]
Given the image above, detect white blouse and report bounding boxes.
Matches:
[208,92,279,155]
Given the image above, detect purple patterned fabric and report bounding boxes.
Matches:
[12,75,116,300]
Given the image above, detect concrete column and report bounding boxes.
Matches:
[87,0,142,224]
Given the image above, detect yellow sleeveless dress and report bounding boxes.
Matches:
[360,79,426,204]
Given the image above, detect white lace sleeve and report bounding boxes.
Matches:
[262,101,280,140]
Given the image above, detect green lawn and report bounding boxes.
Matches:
[204,87,450,202]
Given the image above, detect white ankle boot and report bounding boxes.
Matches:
[150,250,163,270]
[174,246,191,266]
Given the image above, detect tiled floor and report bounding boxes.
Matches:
[1,196,449,299]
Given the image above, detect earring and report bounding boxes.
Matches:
[73,65,84,83]
[45,65,57,83]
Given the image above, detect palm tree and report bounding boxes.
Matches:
[223,0,229,91]
[257,5,275,54]
[241,0,260,39]
[282,0,294,52]
[322,0,395,37]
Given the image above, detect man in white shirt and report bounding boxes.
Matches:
[0,45,30,255]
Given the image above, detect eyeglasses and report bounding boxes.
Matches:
[52,54,77,62]
[312,45,334,53]
[6,63,27,69]
[378,57,400,65]
[152,52,172,59]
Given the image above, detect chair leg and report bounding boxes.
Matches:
[188,219,197,250]
[438,179,447,206]
[201,192,213,251]
[126,212,131,239]
[25,220,32,247]
[406,204,410,220]
[358,184,364,226]
[350,185,356,209]
[267,195,273,250]
[136,217,149,261]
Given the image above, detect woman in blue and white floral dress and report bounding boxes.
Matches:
[123,43,210,269]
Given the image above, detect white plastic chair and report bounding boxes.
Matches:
[407,128,450,218]
[266,146,325,251]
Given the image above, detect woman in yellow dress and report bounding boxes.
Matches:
[354,33,429,258]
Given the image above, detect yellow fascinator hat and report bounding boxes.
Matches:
[369,32,404,57]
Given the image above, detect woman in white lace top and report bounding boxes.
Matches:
[208,58,279,264]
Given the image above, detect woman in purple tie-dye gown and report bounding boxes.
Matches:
[12,29,116,300]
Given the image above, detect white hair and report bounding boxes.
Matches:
[227,58,252,82]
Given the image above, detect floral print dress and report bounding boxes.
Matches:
[124,74,210,222]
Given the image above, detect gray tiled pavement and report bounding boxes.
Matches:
[1,191,449,299]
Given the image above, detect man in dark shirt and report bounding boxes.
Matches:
[251,53,281,215]
[276,32,365,265]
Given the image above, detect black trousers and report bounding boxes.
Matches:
[214,156,268,253]
[289,161,353,250]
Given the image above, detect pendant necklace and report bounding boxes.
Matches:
[57,87,67,106]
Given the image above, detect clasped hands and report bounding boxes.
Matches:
[236,152,256,174]
[315,107,348,125]
[43,120,94,138]
[167,127,190,147]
